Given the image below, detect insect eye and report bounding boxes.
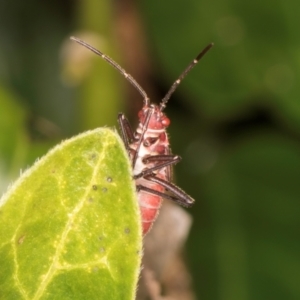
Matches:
[161,116,170,127]
[143,137,158,147]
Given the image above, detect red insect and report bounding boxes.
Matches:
[71,36,213,235]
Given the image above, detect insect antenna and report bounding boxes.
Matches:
[160,43,214,111]
[70,36,150,106]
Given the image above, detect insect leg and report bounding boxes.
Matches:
[134,155,181,179]
[117,113,134,151]
[137,184,182,203]
[142,174,195,207]
[142,154,181,163]
[137,179,194,207]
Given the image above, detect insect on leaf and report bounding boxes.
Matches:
[70,37,213,235]
[0,128,142,300]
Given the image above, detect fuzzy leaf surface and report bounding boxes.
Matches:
[0,128,142,299]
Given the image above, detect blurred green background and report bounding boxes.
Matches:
[1,0,300,299]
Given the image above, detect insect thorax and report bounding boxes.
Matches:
[130,105,170,177]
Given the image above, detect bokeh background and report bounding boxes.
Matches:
[1,0,300,299]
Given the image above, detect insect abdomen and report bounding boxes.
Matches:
[137,178,165,235]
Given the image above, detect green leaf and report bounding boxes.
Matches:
[0,128,142,299]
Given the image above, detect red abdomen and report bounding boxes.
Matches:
[136,177,165,235]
